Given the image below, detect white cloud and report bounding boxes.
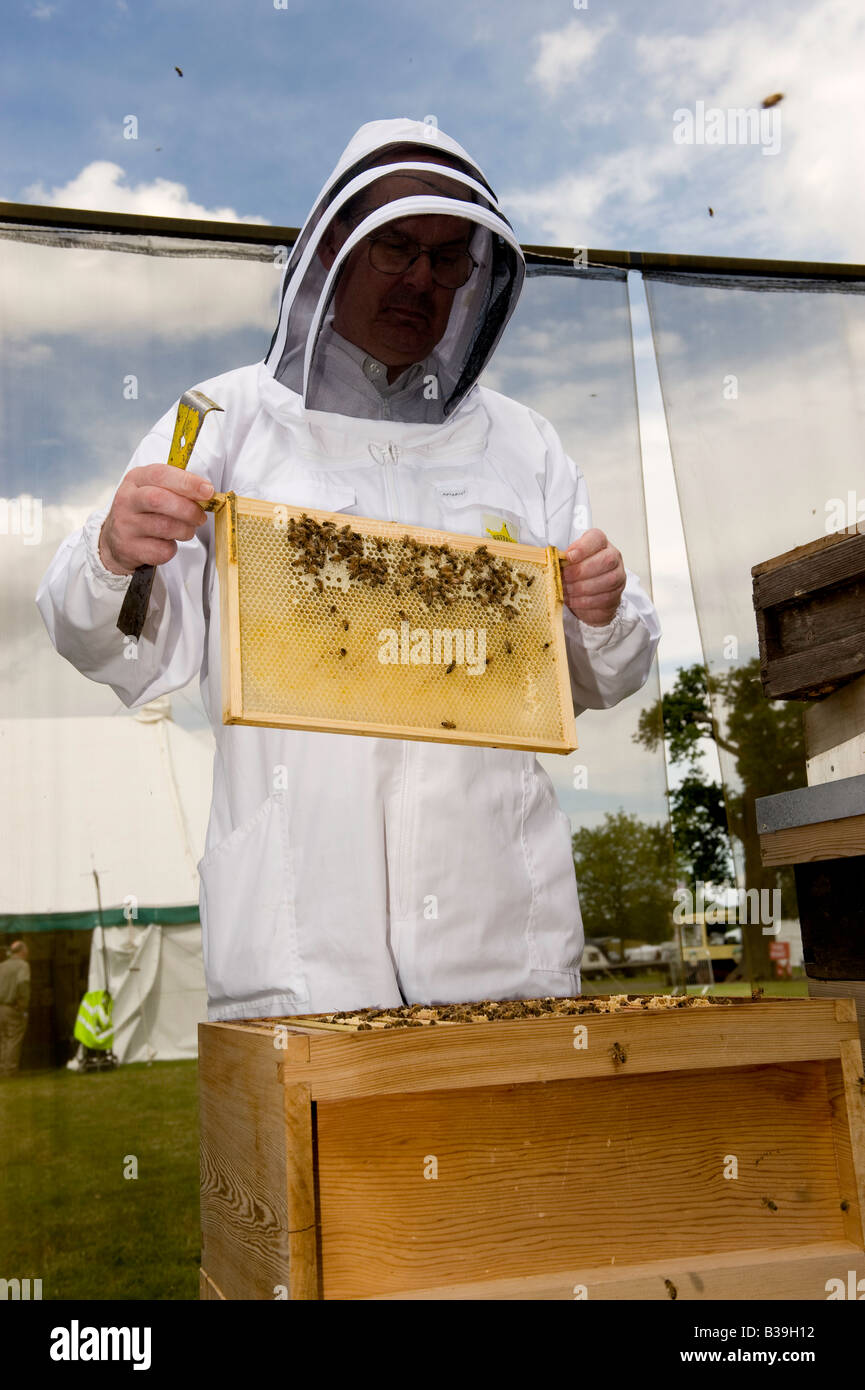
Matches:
[0,163,280,344]
[529,19,614,98]
[29,3,56,19]
[503,142,685,248]
[23,161,268,225]
[0,225,280,343]
[511,3,865,261]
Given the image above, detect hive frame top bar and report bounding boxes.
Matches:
[204,490,570,568]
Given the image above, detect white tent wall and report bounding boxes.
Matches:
[1,695,214,1064]
[88,921,208,1064]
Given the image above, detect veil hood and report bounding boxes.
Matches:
[263,117,525,423]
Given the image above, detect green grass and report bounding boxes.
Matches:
[0,1060,199,1301]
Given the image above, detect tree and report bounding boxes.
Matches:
[669,775,733,886]
[572,810,677,946]
[633,658,806,979]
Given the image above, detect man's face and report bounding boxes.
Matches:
[321,167,474,374]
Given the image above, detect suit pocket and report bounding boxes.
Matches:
[431,478,546,545]
[198,792,309,1005]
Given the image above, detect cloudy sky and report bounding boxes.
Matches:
[2,0,863,837]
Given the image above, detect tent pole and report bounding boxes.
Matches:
[92,869,111,1002]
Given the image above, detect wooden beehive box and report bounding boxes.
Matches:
[199,996,865,1301]
[752,526,865,1053]
[752,526,865,701]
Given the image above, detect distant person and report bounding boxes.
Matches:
[0,941,30,1077]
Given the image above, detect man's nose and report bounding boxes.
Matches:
[401,250,436,290]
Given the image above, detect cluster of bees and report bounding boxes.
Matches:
[396,536,533,616]
[310,994,730,1028]
[284,512,534,616]
[286,513,388,588]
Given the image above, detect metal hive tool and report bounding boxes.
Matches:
[207,493,578,753]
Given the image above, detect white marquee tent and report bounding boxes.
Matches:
[0,696,213,1063]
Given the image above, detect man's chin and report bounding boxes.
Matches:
[374,323,435,360]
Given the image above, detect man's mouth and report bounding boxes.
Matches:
[385,306,430,324]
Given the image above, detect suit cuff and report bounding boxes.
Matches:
[84,511,133,591]
[573,595,634,646]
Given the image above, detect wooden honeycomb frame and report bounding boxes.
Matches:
[209,492,578,753]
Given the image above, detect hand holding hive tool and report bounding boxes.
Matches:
[115,390,223,639]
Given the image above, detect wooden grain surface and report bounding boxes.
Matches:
[808,983,865,1061]
[199,1022,293,1300]
[752,528,865,603]
[283,1083,319,1299]
[839,1038,865,1231]
[366,1242,863,1300]
[758,634,865,702]
[759,814,865,864]
[265,1001,860,1101]
[214,497,243,723]
[314,1061,850,1298]
[805,673,865,759]
[807,736,865,785]
[199,1267,226,1300]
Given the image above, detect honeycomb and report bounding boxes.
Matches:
[215,496,577,752]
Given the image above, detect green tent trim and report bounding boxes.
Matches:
[0,905,199,933]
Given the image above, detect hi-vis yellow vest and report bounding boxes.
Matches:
[73,991,114,1050]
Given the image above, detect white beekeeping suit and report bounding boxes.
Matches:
[37,117,661,1021]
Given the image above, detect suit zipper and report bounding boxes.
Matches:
[372,441,410,946]
[382,442,400,522]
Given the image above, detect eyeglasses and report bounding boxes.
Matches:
[363,232,477,289]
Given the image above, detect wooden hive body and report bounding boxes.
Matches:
[199,997,865,1301]
[751,527,865,702]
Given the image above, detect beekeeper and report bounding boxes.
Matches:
[37,117,661,1022]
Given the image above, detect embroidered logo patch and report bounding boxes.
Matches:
[482,514,519,542]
